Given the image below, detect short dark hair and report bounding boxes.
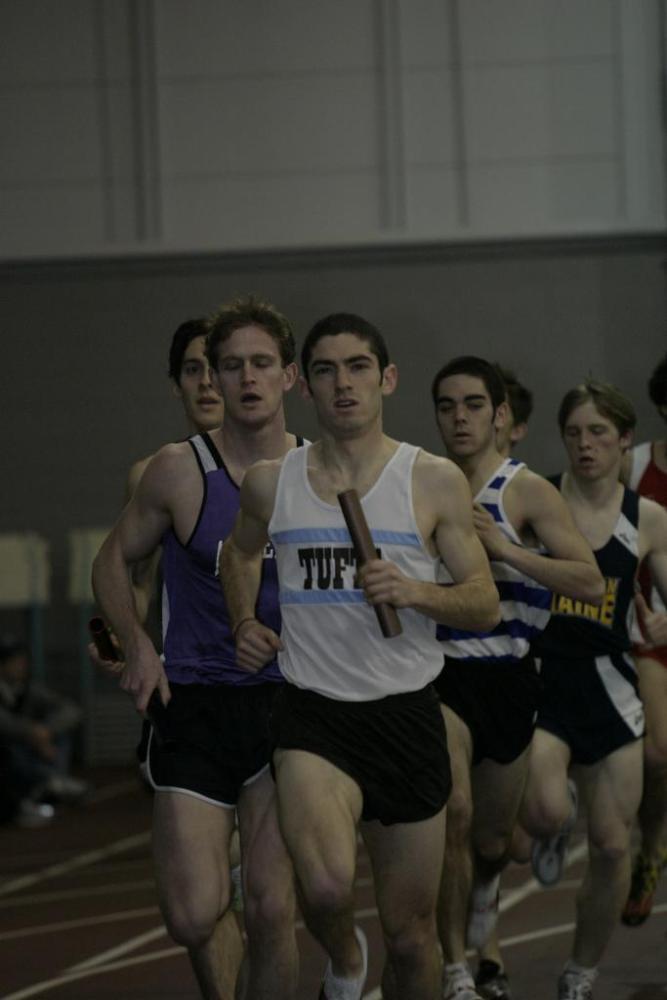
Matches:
[648,353,667,408]
[168,318,209,384]
[431,356,506,411]
[494,364,533,425]
[206,295,295,368]
[557,379,636,436]
[301,313,389,380]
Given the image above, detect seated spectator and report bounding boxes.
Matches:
[0,635,89,826]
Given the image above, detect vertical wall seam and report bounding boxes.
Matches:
[447,0,469,228]
[611,0,628,219]
[93,0,116,242]
[376,0,407,230]
[129,0,162,241]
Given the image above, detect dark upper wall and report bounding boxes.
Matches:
[1,234,665,659]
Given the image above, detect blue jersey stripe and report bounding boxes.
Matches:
[272,528,421,547]
[437,616,542,643]
[280,588,365,605]
[495,580,552,609]
[481,502,502,523]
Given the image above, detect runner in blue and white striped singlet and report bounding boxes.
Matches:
[430,356,603,999]
[438,457,550,664]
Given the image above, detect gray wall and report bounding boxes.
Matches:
[2,0,664,257]
[2,234,665,662]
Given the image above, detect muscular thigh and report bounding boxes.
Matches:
[471,747,530,849]
[521,728,571,829]
[153,791,236,919]
[273,748,362,886]
[362,808,447,934]
[237,767,293,899]
[441,704,473,830]
[577,740,643,849]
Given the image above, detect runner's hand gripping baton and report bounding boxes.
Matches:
[88,616,118,661]
[338,488,403,639]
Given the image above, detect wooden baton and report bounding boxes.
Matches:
[88,616,118,661]
[338,488,403,639]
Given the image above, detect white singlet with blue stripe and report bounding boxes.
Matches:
[438,457,551,662]
[268,442,444,701]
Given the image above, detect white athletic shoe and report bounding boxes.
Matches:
[466,873,500,949]
[557,966,597,999]
[531,778,578,886]
[319,926,368,1000]
[443,962,483,1000]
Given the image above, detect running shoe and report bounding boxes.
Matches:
[621,848,667,926]
[319,926,367,1000]
[531,778,578,886]
[466,874,500,949]
[557,968,596,999]
[443,962,483,1000]
[475,959,512,1000]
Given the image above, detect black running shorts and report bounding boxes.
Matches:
[434,655,541,765]
[270,682,451,825]
[146,682,280,807]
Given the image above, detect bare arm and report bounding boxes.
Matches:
[220,460,283,672]
[474,472,604,603]
[125,456,160,625]
[358,455,500,631]
[91,447,180,711]
[636,498,667,647]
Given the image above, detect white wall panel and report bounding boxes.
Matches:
[468,161,618,233]
[1,0,97,83]
[159,74,379,176]
[464,63,616,162]
[155,0,376,76]
[162,171,381,248]
[460,0,614,62]
[0,88,102,181]
[405,167,462,233]
[0,0,663,258]
[403,70,457,164]
[0,185,105,254]
[399,0,452,66]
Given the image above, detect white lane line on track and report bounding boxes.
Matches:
[67,925,169,972]
[498,840,588,911]
[0,878,157,909]
[0,832,150,897]
[0,906,161,942]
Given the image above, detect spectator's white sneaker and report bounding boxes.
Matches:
[16,799,54,827]
[45,774,90,804]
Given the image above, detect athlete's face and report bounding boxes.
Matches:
[435,373,506,460]
[562,400,632,481]
[173,335,224,432]
[300,333,397,437]
[212,325,297,427]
